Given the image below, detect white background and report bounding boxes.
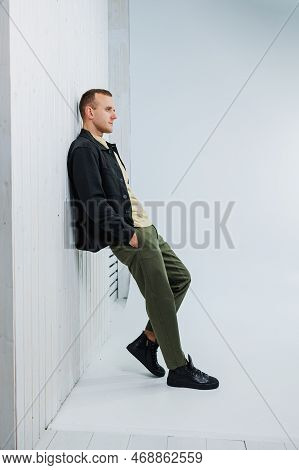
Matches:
[128,0,299,440]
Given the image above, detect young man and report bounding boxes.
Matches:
[67,89,219,391]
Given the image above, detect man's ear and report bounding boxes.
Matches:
[85,106,94,120]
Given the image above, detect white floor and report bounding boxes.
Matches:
[35,268,299,450]
[35,429,290,450]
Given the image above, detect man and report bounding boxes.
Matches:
[67,88,219,391]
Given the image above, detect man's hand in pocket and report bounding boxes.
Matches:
[129,232,138,248]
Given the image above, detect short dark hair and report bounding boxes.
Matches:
[79,89,112,120]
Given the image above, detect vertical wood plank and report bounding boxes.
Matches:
[8,0,125,450]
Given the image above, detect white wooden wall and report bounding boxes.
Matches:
[108,0,132,299]
[0,0,16,451]
[3,0,113,450]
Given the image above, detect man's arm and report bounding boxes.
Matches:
[68,145,135,246]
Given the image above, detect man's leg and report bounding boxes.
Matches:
[144,227,191,335]
[110,225,187,370]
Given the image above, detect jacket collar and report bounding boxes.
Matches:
[79,128,112,151]
[78,128,127,170]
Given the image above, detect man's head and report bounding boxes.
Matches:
[79,89,117,136]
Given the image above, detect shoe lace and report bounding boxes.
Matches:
[187,360,209,379]
[146,340,164,371]
[146,339,159,357]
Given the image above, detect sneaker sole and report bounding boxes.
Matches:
[167,380,219,390]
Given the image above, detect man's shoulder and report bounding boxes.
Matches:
[68,134,95,153]
[67,134,99,165]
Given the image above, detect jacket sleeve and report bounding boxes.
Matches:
[68,145,135,245]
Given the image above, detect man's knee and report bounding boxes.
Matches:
[184,268,191,287]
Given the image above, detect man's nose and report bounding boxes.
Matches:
[112,113,117,120]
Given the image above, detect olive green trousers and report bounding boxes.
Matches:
[110,224,191,370]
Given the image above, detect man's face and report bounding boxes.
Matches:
[87,93,117,135]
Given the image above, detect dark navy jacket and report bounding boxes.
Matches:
[67,129,135,252]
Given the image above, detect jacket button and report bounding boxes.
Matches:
[122,194,128,199]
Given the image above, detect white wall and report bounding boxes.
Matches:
[0,0,15,450]
[129,0,299,439]
[108,0,132,299]
[1,0,112,450]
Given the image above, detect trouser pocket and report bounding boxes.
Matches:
[152,224,158,239]
[137,225,160,258]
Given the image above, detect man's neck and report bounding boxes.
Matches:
[83,125,103,138]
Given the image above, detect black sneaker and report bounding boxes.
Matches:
[126,331,166,377]
[167,354,219,390]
